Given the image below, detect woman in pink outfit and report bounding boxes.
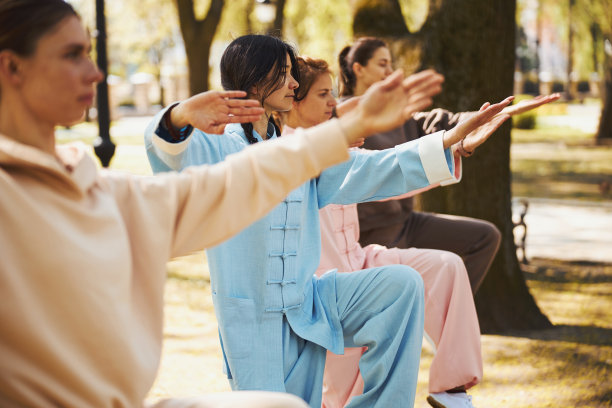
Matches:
[281,57,503,408]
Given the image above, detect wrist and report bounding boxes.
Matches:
[164,103,193,142]
[338,111,366,144]
[169,102,190,129]
[456,139,473,157]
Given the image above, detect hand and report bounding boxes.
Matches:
[335,96,360,118]
[348,138,365,148]
[443,96,514,150]
[339,69,444,143]
[502,93,561,117]
[170,90,265,134]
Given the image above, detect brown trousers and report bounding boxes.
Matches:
[359,211,501,293]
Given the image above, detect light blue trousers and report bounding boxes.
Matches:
[282,265,425,407]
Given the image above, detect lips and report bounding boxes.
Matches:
[79,93,95,105]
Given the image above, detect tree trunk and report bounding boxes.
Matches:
[596,44,612,143]
[353,0,552,333]
[175,0,224,95]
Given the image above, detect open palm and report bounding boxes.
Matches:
[357,69,444,136]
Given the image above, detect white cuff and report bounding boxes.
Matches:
[417,131,455,184]
[152,131,191,156]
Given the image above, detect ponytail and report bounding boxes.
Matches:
[338,46,354,97]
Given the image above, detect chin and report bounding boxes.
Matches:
[57,110,87,127]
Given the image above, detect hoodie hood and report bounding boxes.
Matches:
[0,133,99,198]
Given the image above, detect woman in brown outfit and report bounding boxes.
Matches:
[339,37,559,293]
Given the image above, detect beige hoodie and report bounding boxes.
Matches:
[0,120,348,408]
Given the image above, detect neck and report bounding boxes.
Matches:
[285,110,312,130]
[0,97,56,155]
[353,82,368,97]
[252,114,269,140]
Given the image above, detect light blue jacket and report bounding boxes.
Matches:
[145,110,456,391]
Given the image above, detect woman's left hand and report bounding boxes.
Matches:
[443,97,514,150]
[502,93,561,117]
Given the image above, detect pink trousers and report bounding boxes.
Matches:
[321,245,482,407]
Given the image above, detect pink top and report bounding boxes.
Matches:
[316,153,462,277]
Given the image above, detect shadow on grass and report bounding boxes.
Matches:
[504,324,612,347]
[522,258,612,283]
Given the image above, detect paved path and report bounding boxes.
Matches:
[513,198,612,263]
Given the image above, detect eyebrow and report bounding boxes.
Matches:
[62,43,92,53]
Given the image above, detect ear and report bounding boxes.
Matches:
[248,85,258,99]
[352,61,364,78]
[0,51,24,86]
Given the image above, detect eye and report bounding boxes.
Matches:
[65,50,80,59]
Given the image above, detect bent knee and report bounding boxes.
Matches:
[379,265,424,295]
[482,220,502,248]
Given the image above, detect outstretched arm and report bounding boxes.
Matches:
[337,69,444,143]
[502,93,561,117]
[444,93,560,156]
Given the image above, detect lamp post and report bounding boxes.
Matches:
[254,0,285,35]
[94,0,115,167]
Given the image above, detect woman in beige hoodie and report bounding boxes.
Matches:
[0,1,446,407]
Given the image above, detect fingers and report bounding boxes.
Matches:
[228,106,265,116]
[402,97,433,120]
[377,69,404,92]
[218,90,248,99]
[226,98,263,108]
[477,96,514,121]
[402,69,444,88]
[402,70,444,96]
[479,102,490,111]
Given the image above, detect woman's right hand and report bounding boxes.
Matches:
[170,90,265,134]
[338,69,444,144]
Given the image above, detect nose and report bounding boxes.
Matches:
[87,60,104,84]
[384,65,393,77]
[288,75,299,90]
[328,95,337,107]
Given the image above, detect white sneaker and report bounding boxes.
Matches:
[427,392,475,408]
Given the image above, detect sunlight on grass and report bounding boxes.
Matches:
[147,255,612,408]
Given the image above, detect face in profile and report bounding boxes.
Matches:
[355,46,393,90]
[16,16,103,127]
[293,73,336,128]
[261,54,299,113]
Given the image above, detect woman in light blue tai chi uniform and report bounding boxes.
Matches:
[145,35,511,407]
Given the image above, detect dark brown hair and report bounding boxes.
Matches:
[338,37,387,97]
[0,0,78,57]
